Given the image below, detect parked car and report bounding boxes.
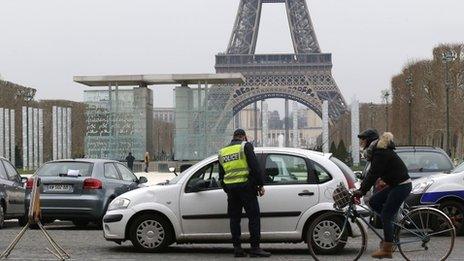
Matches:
[102,148,362,253]
[25,159,147,227]
[406,161,464,235]
[0,157,27,228]
[395,146,454,179]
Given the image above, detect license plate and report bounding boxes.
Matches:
[45,184,73,193]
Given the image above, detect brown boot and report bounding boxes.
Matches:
[371,241,393,259]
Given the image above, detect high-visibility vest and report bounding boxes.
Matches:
[219,142,249,185]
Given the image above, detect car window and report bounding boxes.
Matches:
[396,151,453,172]
[3,160,19,181]
[330,157,356,184]
[116,163,137,182]
[264,154,308,185]
[313,161,332,184]
[104,163,120,180]
[186,161,221,192]
[0,161,8,180]
[36,162,93,177]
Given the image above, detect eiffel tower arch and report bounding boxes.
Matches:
[210,0,346,133]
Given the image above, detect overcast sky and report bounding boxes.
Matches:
[1,0,463,109]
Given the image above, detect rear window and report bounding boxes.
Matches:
[36,162,93,177]
[330,157,357,184]
[396,151,453,173]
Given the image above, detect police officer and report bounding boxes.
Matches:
[218,129,271,258]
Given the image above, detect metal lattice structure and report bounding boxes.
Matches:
[209,0,346,134]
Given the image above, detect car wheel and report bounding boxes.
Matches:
[440,200,464,236]
[308,212,347,255]
[129,213,173,253]
[73,219,90,228]
[0,204,5,229]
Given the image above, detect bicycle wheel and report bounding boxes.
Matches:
[308,212,367,261]
[396,207,455,261]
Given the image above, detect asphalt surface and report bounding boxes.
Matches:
[0,220,462,261]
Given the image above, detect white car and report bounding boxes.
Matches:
[406,162,464,235]
[102,148,360,253]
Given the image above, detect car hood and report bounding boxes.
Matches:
[409,171,448,179]
[115,184,177,204]
[411,172,451,186]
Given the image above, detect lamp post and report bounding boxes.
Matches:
[405,75,413,145]
[442,49,457,156]
[381,90,391,131]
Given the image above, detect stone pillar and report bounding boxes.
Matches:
[33,108,39,169]
[5,109,10,161]
[322,101,329,153]
[39,109,44,165]
[351,98,360,166]
[67,107,72,159]
[0,108,4,157]
[284,99,289,147]
[22,107,27,170]
[10,110,15,166]
[262,101,268,147]
[52,106,57,160]
[292,101,298,148]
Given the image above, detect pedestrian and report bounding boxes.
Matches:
[126,152,135,171]
[218,129,271,258]
[353,129,411,259]
[144,152,150,173]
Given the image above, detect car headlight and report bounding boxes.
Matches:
[411,180,434,194]
[108,198,131,211]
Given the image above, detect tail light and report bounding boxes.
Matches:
[26,178,34,189]
[347,177,356,190]
[83,178,102,190]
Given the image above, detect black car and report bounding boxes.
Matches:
[395,146,454,179]
[0,157,26,228]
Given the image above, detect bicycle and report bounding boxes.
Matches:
[308,183,456,261]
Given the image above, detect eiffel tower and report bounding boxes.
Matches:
[210,0,346,133]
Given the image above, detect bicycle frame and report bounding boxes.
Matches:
[337,201,431,246]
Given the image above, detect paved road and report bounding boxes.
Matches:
[0,221,462,261]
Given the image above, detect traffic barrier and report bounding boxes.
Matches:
[0,176,70,260]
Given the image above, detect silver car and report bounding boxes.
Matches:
[0,157,26,228]
[25,159,147,227]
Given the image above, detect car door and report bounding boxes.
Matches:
[1,160,24,215]
[103,163,127,197]
[258,153,320,233]
[115,163,139,191]
[179,160,229,235]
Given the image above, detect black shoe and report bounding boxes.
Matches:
[248,248,271,258]
[234,247,247,258]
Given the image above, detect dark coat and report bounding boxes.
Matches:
[360,133,410,195]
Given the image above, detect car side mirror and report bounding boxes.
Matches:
[169,167,178,176]
[354,171,364,180]
[138,176,148,184]
[20,176,28,184]
[190,179,209,192]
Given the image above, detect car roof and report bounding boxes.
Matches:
[255,147,330,158]
[45,159,118,164]
[395,146,447,153]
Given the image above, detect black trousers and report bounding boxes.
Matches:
[226,185,261,248]
[369,182,412,242]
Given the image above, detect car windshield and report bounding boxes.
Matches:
[330,157,357,184]
[36,162,93,177]
[396,151,453,173]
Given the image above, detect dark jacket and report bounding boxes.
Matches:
[126,155,135,168]
[360,133,410,195]
[218,139,264,190]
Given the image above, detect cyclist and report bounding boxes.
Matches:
[353,129,412,259]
